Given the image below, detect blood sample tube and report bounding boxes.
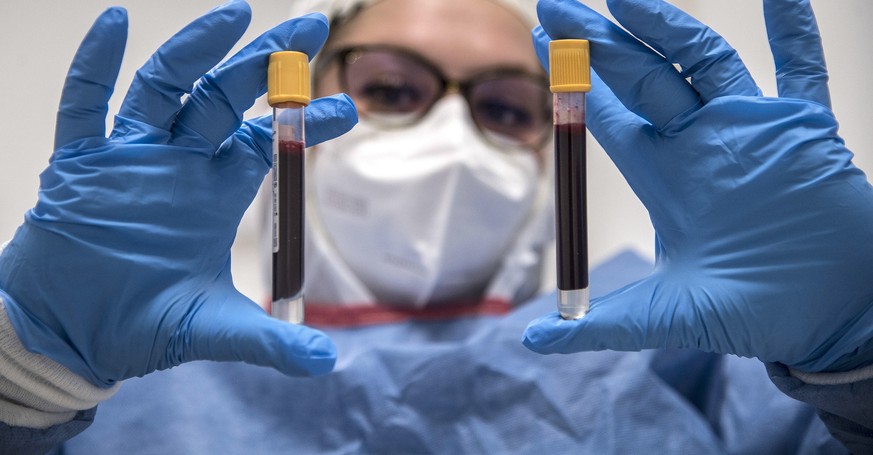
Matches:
[267,51,310,323]
[549,40,591,320]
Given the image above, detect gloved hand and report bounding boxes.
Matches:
[0,2,357,387]
[524,0,873,373]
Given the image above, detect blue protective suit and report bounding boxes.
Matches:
[2,251,845,454]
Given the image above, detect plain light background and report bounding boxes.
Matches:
[1,1,871,301]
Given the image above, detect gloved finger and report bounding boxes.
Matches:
[531,25,551,71]
[523,283,653,355]
[606,0,760,102]
[54,8,127,152]
[585,71,647,160]
[523,277,710,355]
[225,94,358,164]
[184,293,337,377]
[764,0,831,107]
[111,1,252,141]
[171,13,330,150]
[585,71,670,217]
[536,0,699,130]
[304,94,358,146]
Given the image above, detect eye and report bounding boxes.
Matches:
[358,76,424,113]
[474,99,533,131]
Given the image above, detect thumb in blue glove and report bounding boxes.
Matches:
[524,0,873,373]
[0,1,358,387]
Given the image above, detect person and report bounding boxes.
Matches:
[260,0,556,321]
[0,1,868,454]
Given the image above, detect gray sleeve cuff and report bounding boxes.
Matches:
[788,363,873,385]
[766,362,873,453]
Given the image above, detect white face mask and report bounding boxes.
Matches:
[309,96,541,307]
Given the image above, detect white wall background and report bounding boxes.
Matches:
[1,1,871,300]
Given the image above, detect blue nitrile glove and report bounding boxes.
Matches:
[523,0,873,373]
[0,3,357,387]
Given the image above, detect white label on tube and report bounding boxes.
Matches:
[271,122,279,254]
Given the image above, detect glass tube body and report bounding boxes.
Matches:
[553,91,589,319]
[272,102,306,323]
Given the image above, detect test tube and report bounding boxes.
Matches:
[549,40,591,320]
[268,51,311,323]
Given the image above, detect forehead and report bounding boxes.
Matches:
[326,0,541,79]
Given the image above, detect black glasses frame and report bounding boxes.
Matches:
[316,44,552,150]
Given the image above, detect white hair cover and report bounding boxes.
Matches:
[289,0,539,30]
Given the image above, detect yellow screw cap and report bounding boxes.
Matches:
[549,40,591,93]
[268,51,311,106]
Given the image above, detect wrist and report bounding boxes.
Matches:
[0,298,119,429]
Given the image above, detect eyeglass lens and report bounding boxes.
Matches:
[340,48,550,148]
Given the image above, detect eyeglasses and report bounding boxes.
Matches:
[316,45,552,150]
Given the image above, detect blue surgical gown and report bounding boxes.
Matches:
[10,251,850,453]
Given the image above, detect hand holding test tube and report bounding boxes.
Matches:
[0,8,357,387]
